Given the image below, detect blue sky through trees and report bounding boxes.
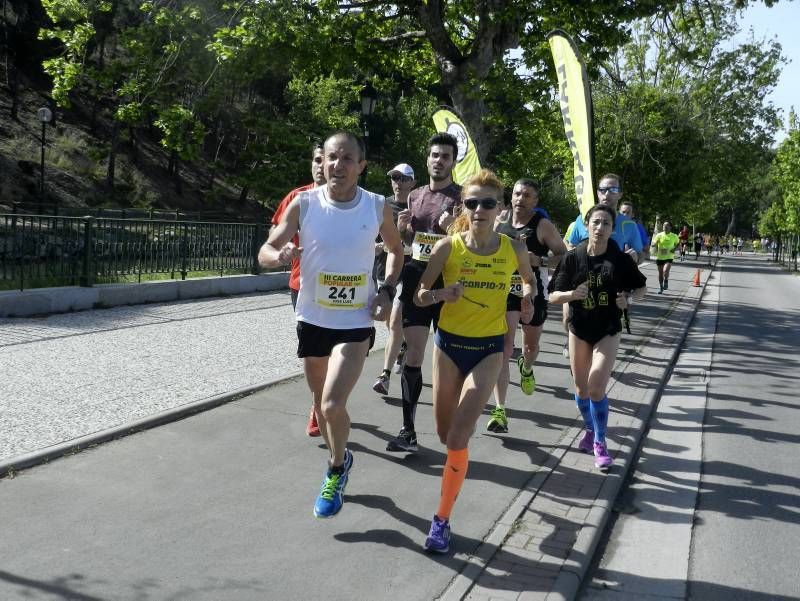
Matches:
[736,1,800,144]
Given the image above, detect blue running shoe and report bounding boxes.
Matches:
[424,514,451,553]
[342,448,353,481]
[313,449,353,518]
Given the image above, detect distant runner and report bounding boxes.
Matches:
[650,221,680,294]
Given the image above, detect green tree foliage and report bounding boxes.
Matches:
[38,0,110,106]
[766,112,800,235]
[272,0,680,164]
[589,0,784,234]
[28,0,789,222]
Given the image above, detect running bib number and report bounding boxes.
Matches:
[315,272,369,310]
[411,232,445,262]
[510,274,523,297]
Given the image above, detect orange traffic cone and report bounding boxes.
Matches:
[692,269,702,287]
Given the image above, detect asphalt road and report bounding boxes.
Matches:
[689,254,800,600]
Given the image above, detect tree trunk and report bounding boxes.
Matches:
[168,150,177,176]
[129,126,138,166]
[726,208,736,236]
[449,83,490,165]
[97,33,106,70]
[9,65,19,120]
[206,132,225,190]
[106,120,119,189]
[415,0,521,165]
[239,185,249,204]
[173,156,182,196]
[90,92,100,134]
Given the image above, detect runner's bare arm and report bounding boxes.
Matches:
[379,201,404,288]
[397,207,415,245]
[513,238,537,323]
[550,281,588,305]
[513,239,537,301]
[258,198,301,268]
[414,238,461,306]
[538,219,567,270]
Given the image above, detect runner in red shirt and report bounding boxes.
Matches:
[270,142,326,436]
[678,225,690,262]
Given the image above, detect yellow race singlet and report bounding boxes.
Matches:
[438,233,519,338]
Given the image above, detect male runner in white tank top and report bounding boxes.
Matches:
[259,131,404,518]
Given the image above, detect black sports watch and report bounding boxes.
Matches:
[377,283,396,301]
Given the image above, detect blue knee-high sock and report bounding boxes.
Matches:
[574,393,593,430]
[590,396,609,443]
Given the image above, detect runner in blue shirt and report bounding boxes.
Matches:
[619,201,649,259]
[562,173,643,348]
[565,174,643,258]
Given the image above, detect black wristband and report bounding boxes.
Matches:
[377,283,396,301]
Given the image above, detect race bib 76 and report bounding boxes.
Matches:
[411,232,445,262]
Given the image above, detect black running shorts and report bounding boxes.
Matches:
[505,293,548,327]
[296,321,375,358]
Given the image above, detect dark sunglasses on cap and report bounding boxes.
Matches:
[463,197,498,210]
[597,186,621,194]
[389,174,413,182]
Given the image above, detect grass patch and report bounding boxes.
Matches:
[0,267,269,291]
[94,268,253,284]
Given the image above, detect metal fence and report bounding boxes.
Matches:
[0,201,269,223]
[0,213,268,291]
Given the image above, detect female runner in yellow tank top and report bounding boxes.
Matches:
[412,169,537,553]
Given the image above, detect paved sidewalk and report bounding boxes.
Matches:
[0,293,388,465]
[0,257,720,600]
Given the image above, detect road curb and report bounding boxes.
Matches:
[0,373,303,478]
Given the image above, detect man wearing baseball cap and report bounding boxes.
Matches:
[372,163,416,395]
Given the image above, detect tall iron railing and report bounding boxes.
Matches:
[0,213,268,291]
[0,201,269,223]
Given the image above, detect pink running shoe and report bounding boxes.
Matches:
[593,441,613,468]
[578,429,594,454]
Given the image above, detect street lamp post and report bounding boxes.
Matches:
[37,106,53,214]
[358,81,378,186]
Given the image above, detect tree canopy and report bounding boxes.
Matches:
[4,0,791,237]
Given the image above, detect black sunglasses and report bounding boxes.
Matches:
[463,197,498,210]
[597,186,621,194]
[390,174,413,182]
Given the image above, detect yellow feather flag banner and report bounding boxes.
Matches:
[547,30,596,217]
[432,108,482,185]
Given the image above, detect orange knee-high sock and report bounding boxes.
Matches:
[436,448,469,520]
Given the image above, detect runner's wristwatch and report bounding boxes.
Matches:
[377,283,396,301]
